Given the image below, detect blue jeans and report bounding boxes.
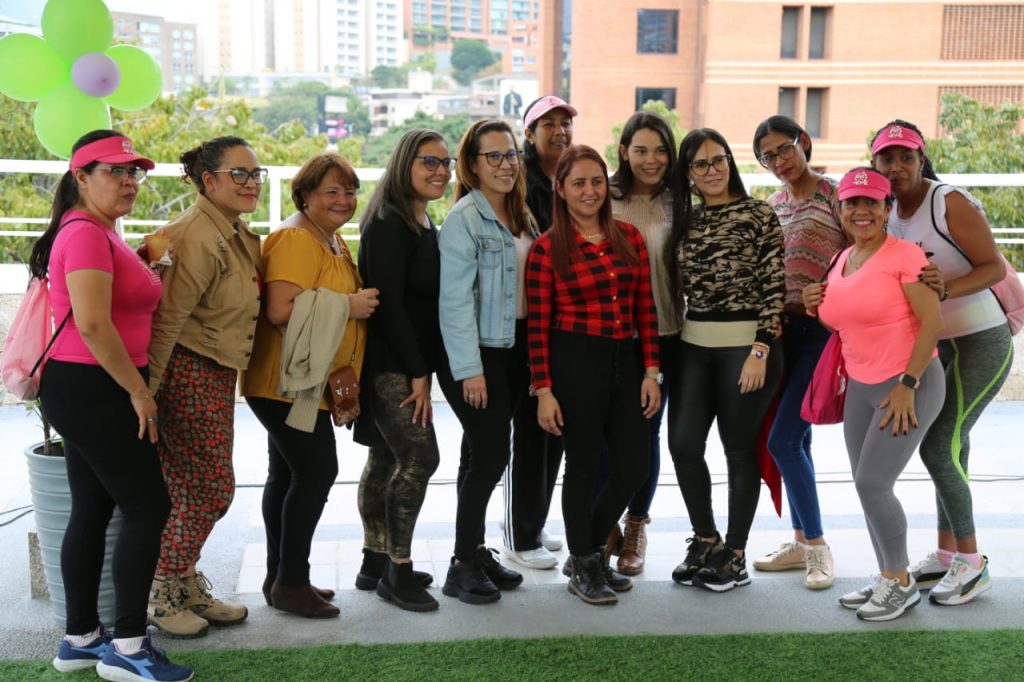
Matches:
[766,315,830,541]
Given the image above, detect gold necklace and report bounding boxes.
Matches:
[578,229,605,242]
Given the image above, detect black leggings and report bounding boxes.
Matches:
[438,333,531,560]
[668,340,783,550]
[551,331,650,556]
[247,397,338,587]
[40,360,171,638]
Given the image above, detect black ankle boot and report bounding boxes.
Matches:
[567,552,618,605]
[597,545,634,592]
[442,558,500,604]
[375,559,439,612]
[475,546,523,590]
[356,549,434,590]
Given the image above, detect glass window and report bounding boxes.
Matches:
[809,7,829,59]
[781,6,800,59]
[635,87,677,110]
[806,88,827,137]
[637,9,679,54]
[778,87,797,118]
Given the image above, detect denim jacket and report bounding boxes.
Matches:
[439,190,537,381]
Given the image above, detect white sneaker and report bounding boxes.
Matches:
[804,545,835,590]
[929,556,992,606]
[909,551,949,590]
[503,546,558,570]
[856,576,920,622]
[540,529,563,552]
[839,575,880,609]
[752,541,807,572]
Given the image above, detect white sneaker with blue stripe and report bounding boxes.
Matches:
[52,628,112,672]
[95,636,193,682]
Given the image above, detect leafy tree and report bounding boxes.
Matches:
[371,65,407,89]
[605,100,686,170]
[450,40,498,86]
[362,111,471,167]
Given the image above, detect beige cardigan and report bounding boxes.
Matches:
[279,288,350,432]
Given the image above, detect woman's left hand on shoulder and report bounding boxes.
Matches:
[918,261,944,298]
[877,385,918,436]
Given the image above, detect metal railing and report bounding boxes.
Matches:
[1,159,1022,244]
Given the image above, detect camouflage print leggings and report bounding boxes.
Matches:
[357,372,440,558]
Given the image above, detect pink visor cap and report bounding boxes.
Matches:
[70,136,155,172]
[838,169,892,202]
[524,95,578,129]
[871,123,925,156]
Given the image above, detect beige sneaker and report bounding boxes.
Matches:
[804,545,835,589]
[182,571,248,626]
[148,577,210,639]
[752,541,807,571]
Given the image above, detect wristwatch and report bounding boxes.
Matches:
[750,348,767,360]
[645,372,664,385]
[899,373,920,390]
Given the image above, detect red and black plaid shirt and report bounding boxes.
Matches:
[526,221,659,389]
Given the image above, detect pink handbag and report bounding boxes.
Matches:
[800,332,847,425]
[991,255,1024,336]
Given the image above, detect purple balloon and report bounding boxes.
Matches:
[71,52,121,98]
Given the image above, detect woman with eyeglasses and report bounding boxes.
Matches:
[666,128,785,593]
[869,120,1010,606]
[34,130,191,680]
[353,129,452,612]
[145,136,265,637]
[241,153,380,618]
[749,115,846,590]
[434,120,536,603]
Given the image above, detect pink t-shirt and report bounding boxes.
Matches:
[818,235,936,384]
[48,211,163,366]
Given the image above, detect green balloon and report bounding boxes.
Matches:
[103,45,163,111]
[41,0,113,63]
[0,33,67,101]
[34,81,111,159]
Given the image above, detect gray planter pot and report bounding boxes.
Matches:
[26,443,121,626]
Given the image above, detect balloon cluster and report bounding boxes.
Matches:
[0,0,163,158]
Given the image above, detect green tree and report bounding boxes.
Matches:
[605,100,686,170]
[370,65,407,89]
[450,40,498,86]
[362,111,471,167]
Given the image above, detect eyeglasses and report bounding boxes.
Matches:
[477,150,520,167]
[97,166,148,183]
[689,154,731,176]
[211,168,270,185]
[757,138,800,168]
[416,156,455,172]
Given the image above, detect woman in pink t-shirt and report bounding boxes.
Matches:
[803,167,944,623]
[32,130,191,681]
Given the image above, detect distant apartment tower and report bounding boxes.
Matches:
[570,0,1024,170]
[332,0,407,76]
[111,12,201,93]
[405,0,564,95]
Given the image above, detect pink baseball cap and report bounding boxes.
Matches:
[70,135,155,172]
[838,168,892,202]
[524,95,578,130]
[871,123,926,156]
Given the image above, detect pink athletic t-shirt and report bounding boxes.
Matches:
[818,235,937,384]
[48,211,163,366]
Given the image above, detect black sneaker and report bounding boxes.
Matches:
[442,558,501,604]
[692,546,751,593]
[672,534,722,586]
[376,560,439,612]
[476,546,523,590]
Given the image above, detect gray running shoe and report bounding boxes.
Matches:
[856,576,920,622]
[838,575,880,610]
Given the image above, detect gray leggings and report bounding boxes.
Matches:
[844,359,945,572]
[921,323,1013,538]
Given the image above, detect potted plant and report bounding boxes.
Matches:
[25,400,120,626]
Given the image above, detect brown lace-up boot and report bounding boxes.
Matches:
[617,514,651,576]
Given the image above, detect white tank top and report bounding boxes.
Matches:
[887,181,1004,339]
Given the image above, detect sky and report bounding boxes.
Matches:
[0,0,205,25]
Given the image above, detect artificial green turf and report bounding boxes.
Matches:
[5,630,1023,681]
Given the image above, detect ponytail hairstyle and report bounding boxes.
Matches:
[609,111,677,200]
[870,119,940,181]
[29,129,121,278]
[454,119,534,237]
[548,145,638,278]
[667,128,748,310]
[179,136,251,195]
[361,128,447,235]
[752,114,812,163]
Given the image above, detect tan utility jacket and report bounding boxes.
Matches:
[148,194,265,393]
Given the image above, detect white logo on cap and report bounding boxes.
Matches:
[888,126,904,139]
[853,171,869,186]
[122,138,134,154]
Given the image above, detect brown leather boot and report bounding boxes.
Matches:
[604,523,623,562]
[262,575,335,606]
[617,514,650,576]
[270,582,340,618]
